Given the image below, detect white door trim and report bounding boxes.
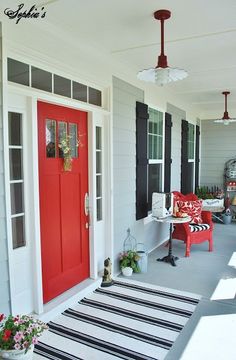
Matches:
[5,86,111,314]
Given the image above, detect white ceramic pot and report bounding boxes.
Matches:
[0,346,34,359]
[122,267,133,276]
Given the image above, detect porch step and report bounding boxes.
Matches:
[38,278,102,323]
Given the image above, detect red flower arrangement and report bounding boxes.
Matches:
[0,314,48,353]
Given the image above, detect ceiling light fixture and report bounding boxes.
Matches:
[137,9,188,86]
[214,91,236,125]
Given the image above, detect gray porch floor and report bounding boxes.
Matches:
[125,223,236,359]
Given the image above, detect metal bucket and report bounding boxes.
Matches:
[222,214,232,225]
[136,243,148,273]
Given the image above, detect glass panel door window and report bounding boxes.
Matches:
[148,108,164,210]
[46,120,79,159]
[8,112,25,249]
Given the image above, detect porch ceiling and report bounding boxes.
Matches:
[1,0,236,119]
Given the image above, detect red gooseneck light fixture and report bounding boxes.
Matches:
[137,9,188,86]
[214,91,236,125]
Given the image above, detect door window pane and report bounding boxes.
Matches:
[46,119,56,158]
[54,75,71,98]
[69,123,78,158]
[12,216,25,249]
[10,183,24,215]
[7,58,29,86]
[9,149,22,180]
[96,127,102,150]
[31,66,52,92]
[97,199,102,221]
[9,112,22,146]
[96,152,101,174]
[96,175,102,198]
[58,122,67,158]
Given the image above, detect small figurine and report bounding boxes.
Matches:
[101,257,114,287]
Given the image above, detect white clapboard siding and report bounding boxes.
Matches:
[0,26,11,314]
[201,120,236,187]
[112,77,169,275]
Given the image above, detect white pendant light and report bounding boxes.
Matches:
[137,9,188,86]
[214,91,236,125]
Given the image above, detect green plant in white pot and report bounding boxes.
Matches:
[119,250,141,276]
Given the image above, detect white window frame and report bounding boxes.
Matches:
[147,106,165,209]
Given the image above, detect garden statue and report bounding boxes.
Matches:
[101,257,114,287]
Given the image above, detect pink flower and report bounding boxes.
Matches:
[0,314,4,322]
[32,336,38,345]
[14,331,24,342]
[14,343,21,350]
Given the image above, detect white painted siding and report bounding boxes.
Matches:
[200,120,236,188]
[0,25,11,314]
[112,77,169,274]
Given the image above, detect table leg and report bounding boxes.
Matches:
[157,223,179,266]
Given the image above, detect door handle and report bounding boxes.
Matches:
[84,193,89,216]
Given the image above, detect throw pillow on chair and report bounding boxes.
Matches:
[172,192,213,257]
[176,199,203,224]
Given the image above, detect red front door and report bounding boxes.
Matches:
[38,101,89,303]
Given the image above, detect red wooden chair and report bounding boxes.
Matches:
[172,191,213,257]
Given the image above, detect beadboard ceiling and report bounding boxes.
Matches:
[1,0,236,119]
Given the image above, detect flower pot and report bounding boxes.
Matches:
[63,156,72,171]
[121,267,133,276]
[0,346,34,359]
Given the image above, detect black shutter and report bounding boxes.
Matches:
[164,113,172,192]
[181,120,189,194]
[136,101,149,220]
[195,125,200,191]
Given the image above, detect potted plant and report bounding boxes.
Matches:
[0,314,48,359]
[119,250,141,276]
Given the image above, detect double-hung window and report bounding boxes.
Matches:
[188,123,195,192]
[148,108,164,210]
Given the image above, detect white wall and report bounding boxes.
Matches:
[0,23,11,314]
[112,77,169,274]
[200,120,236,188]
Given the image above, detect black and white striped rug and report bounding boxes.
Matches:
[34,278,201,360]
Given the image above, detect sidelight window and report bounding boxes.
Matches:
[96,127,102,221]
[8,112,26,249]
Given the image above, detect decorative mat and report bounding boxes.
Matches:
[34,278,201,360]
